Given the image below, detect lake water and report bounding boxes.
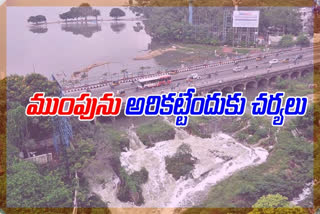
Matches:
[7,7,160,81]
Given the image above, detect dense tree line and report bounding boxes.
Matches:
[4,74,109,208]
[59,3,101,23]
[276,34,310,48]
[109,8,126,20]
[134,0,311,7]
[130,6,302,45]
[259,7,302,36]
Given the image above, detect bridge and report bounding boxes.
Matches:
[197,62,316,95]
[53,45,319,100]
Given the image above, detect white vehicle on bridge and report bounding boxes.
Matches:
[137,75,171,89]
[189,73,201,80]
[233,66,242,72]
[233,66,248,73]
[186,73,201,82]
[269,59,279,65]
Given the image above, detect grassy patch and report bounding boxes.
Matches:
[185,116,214,138]
[222,114,251,134]
[273,75,313,97]
[235,117,275,145]
[136,120,175,147]
[233,48,250,54]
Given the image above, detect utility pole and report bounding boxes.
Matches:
[188,0,193,25]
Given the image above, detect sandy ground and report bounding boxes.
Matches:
[134,46,177,60]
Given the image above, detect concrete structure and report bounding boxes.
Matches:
[223,8,259,47]
[25,153,53,165]
[268,35,282,46]
[299,7,313,35]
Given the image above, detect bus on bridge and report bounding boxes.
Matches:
[137,75,172,90]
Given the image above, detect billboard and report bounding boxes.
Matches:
[233,10,260,28]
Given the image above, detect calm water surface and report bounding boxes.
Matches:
[7,7,159,81]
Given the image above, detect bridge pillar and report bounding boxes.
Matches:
[221,86,234,95]
[268,76,278,86]
[281,73,289,79]
[291,71,301,79]
[297,72,302,78]
[233,84,246,92]
[245,81,258,90]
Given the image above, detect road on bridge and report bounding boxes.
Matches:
[63,45,317,99]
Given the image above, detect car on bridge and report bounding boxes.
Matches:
[187,73,201,81]
[256,56,263,61]
[233,66,248,73]
[295,54,303,60]
[168,70,178,75]
[269,59,279,65]
[116,90,125,96]
[282,58,290,63]
[111,81,120,86]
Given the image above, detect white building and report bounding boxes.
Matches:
[268,35,282,46]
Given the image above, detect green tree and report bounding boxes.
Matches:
[59,12,68,22]
[7,73,58,107]
[92,9,101,22]
[296,34,310,47]
[110,8,126,20]
[6,74,59,140]
[70,7,82,21]
[27,15,47,25]
[165,143,196,180]
[249,194,308,214]
[252,194,291,208]
[7,159,72,207]
[7,105,28,152]
[278,35,295,48]
[259,8,302,36]
[36,15,47,23]
[79,3,93,23]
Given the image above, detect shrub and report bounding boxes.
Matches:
[296,34,310,47]
[256,128,269,139]
[165,144,197,180]
[278,35,295,48]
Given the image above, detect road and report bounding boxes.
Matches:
[62,45,317,99]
